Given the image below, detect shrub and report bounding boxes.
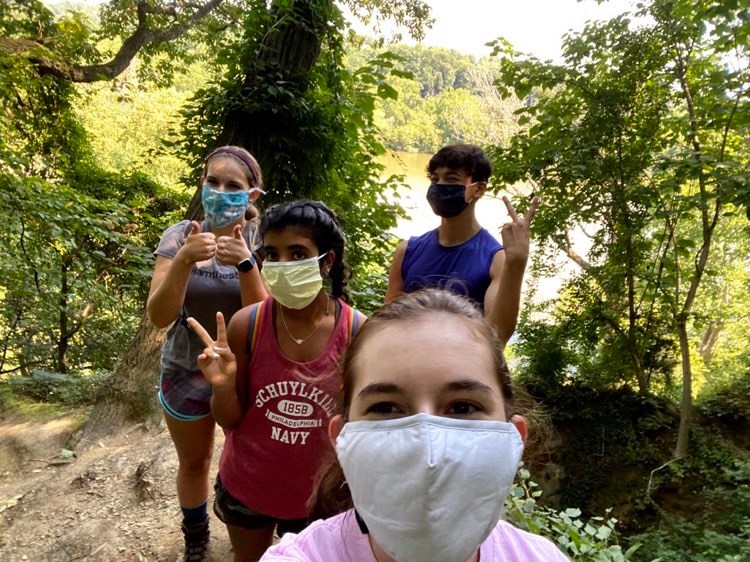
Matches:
[505,466,643,561]
[7,370,112,406]
[629,520,750,562]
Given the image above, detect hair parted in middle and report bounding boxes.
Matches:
[307,288,515,521]
[201,145,263,188]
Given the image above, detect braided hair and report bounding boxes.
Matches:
[259,200,351,302]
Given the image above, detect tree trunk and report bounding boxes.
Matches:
[673,318,692,459]
[78,314,165,444]
[186,0,332,218]
[698,320,723,364]
[82,0,331,444]
[56,258,69,374]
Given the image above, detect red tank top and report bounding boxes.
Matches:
[219,296,353,519]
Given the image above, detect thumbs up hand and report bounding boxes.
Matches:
[217,223,252,266]
[178,220,216,265]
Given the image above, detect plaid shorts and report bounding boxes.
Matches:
[158,369,212,421]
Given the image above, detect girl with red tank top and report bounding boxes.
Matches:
[187,200,365,562]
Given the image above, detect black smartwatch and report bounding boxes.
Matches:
[236,254,256,273]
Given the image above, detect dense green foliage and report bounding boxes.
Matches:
[7,369,111,406]
[344,41,522,152]
[1,0,748,559]
[490,0,750,459]
[513,381,750,562]
[490,0,749,556]
[0,0,185,377]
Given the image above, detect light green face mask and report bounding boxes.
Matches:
[261,253,327,309]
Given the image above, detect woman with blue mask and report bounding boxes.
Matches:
[147,145,267,561]
[260,289,568,562]
[186,199,367,561]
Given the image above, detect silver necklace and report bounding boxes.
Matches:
[278,296,331,345]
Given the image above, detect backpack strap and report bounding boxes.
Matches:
[348,307,362,341]
[236,300,264,412]
[245,300,265,357]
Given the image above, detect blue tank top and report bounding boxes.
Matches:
[401,228,502,307]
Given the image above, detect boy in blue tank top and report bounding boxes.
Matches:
[385,144,539,345]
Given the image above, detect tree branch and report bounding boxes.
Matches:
[3,0,225,82]
[552,232,592,270]
[1,360,46,375]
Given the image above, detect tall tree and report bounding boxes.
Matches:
[0,0,431,437]
[491,0,749,458]
[81,0,432,439]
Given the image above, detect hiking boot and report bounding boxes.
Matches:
[182,520,210,562]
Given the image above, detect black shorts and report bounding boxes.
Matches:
[213,475,308,535]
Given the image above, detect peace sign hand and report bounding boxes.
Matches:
[187,312,237,388]
[499,196,540,266]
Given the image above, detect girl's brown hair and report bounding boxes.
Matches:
[308,288,515,520]
[201,145,262,188]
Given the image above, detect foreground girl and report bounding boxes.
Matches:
[261,289,567,562]
[189,200,365,561]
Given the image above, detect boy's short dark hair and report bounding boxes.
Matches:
[427,144,493,183]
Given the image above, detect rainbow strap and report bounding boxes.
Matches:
[246,301,264,354]
[348,307,361,341]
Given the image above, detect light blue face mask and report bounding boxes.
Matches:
[201,186,249,227]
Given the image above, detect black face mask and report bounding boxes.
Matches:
[426,183,470,218]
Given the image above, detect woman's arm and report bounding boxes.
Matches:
[147,256,193,328]
[147,221,217,328]
[208,307,252,428]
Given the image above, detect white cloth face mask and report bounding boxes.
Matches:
[336,412,524,562]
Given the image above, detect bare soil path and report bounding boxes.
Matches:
[0,412,233,561]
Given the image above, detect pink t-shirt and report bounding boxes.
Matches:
[219,297,354,519]
[260,510,570,561]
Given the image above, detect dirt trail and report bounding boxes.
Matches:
[0,416,233,561]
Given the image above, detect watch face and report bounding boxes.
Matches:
[237,257,254,272]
